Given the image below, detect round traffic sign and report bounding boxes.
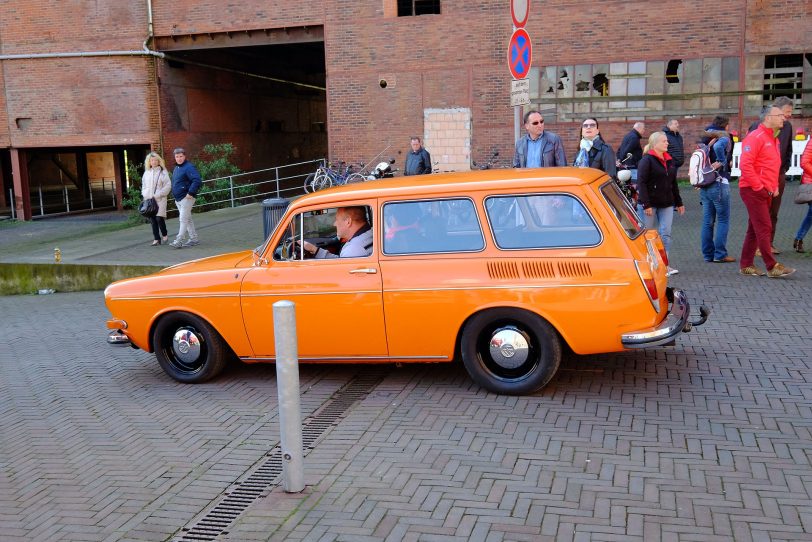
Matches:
[508,28,532,80]
[511,0,529,28]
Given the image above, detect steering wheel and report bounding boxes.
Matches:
[282,238,303,260]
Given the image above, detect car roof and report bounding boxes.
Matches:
[298,167,609,206]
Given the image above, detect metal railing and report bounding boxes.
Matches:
[166,158,324,216]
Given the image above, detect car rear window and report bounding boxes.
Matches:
[382,199,485,254]
[485,193,601,249]
[599,181,644,238]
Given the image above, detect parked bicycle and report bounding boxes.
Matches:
[304,161,366,193]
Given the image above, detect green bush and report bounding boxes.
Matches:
[193,143,257,211]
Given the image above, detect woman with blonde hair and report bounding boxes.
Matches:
[637,131,685,276]
[141,151,172,246]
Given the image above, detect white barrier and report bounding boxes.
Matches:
[731,136,808,178]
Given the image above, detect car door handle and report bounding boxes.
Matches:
[349,268,378,274]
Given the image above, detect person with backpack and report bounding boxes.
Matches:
[689,133,734,263]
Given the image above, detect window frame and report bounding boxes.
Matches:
[380,197,486,256]
[484,192,603,251]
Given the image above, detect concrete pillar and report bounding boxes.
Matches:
[10,149,31,221]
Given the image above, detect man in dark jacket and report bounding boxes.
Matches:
[769,96,794,251]
[404,137,432,176]
[513,110,566,168]
[663,118,685,172]
[169,147,203,248]
[616,122,645,181]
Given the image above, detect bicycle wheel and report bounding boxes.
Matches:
[313,171,333,191]
[303,172,317,193]
[345,173,366,184]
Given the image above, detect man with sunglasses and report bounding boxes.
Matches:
[513,110,566,168]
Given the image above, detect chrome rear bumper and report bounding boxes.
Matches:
[621,288,709,348]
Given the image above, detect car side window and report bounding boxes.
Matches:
[274,207,373,261]
[382,199,485,255]
[485,194,601,249]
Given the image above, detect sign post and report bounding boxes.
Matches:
[509,1,532,145]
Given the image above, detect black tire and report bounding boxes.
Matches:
[460,308,561,395]
[153,312,228,383]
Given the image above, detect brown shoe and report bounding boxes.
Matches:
[767,262,795,278]
[739,266,766,276]
[771,245,781,255]
[713,256,736,263]
[794,239,805,253]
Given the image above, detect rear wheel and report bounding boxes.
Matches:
[460,308,561,395]
[345,172,366,184]
[153,312,228,383]
[312,171,332,191]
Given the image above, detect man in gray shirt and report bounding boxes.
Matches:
[513,110,566,168]
[301,206,372,258]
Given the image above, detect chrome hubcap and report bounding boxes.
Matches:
[488,328,529,369]
[172,328,202,364]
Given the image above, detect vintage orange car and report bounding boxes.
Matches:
[105,168,708,395]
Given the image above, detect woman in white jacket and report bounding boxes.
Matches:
[141,152,173,245]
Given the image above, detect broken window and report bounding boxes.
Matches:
[398,0,441,16]
[763,54,803,107]
[665,59,682,83]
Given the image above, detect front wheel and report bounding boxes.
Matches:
[153,312,228,383]
[460,308,561,395]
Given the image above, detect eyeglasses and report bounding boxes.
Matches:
[529,120,544,125]
[582,122,598,128]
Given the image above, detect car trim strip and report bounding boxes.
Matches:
[112,282,629,302]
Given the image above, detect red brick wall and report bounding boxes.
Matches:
[0,1,159,148]
[1,0,811,171]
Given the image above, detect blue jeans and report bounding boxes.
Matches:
[796,202,812,241]
[699,182,730,261]
[643,206,675,256]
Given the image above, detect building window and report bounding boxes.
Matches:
[535,56,740,121]
[763,54,806,107]
[398,0,441,16]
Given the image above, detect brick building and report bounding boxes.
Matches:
[1,0,810,220]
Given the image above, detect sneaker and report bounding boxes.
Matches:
[767,262,795,278]
[739,266,766,276]
[169,240,184,249]
[182,239,200,247]
[666,266,678,276]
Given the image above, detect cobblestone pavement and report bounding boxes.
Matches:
[1,183,811,541]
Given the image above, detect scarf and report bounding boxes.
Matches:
[574,138,595,168]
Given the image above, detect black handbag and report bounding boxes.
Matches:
[139,197,158,217]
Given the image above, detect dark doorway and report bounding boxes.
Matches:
[155,35,327,172]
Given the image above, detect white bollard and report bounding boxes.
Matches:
[272,300,305,493]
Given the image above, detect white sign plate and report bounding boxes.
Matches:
[510,79,530,106]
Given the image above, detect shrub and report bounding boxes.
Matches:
[193,143,257,211]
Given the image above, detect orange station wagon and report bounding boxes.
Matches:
[105,168,709,395]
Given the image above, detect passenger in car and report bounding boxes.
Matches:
[384,204,424,253]
[301,206,373,258]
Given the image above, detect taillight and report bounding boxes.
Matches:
[635,260,660,312]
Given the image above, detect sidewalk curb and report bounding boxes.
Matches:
[0,262,164,295]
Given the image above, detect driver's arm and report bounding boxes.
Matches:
[301,240,338,259]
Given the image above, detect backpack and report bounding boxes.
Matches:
[688,144,720,188]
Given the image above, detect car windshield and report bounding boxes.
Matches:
[600,181,644,238]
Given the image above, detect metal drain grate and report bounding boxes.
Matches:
[174,370,387,541]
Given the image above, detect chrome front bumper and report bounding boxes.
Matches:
[107,329,131,345]
[621,288,709,348]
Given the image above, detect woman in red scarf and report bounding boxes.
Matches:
[636,131,685,276]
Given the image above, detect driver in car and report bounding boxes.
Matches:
[300,206,373,258]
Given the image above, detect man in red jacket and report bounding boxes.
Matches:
[738,106,795,277]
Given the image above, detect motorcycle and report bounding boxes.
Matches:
[616,153,638,205]
[366,158,396,180]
